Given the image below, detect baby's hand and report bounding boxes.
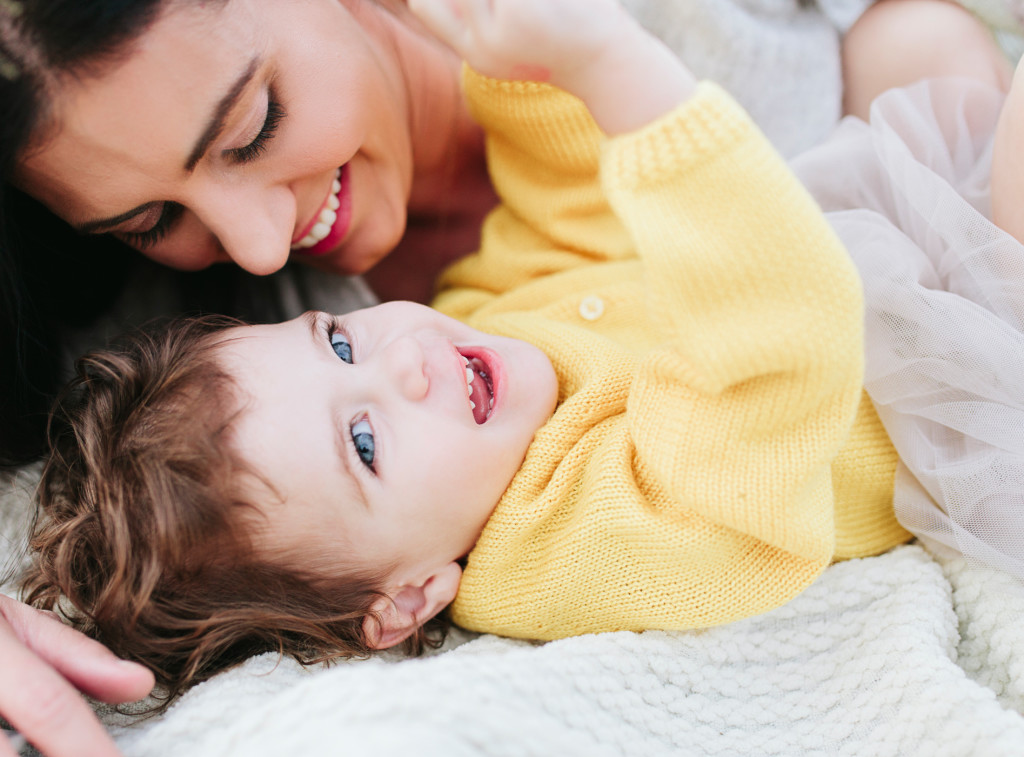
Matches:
[408,0,628,88]
[409,0,696,136]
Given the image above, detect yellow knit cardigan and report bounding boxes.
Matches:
[432,70,911,640]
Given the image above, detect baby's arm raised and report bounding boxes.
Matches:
[408,0,695,135]
[418,0,704,313]
[842,0,1010,119]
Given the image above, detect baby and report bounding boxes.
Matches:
[23,0,912,701]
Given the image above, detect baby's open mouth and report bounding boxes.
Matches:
[461,354,494,424]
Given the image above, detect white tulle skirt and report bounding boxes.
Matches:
[792,79,1024,581]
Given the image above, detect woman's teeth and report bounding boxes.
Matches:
[292,168,343,250]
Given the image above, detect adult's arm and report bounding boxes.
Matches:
[0,594,154,757]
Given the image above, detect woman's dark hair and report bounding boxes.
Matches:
[0,0,168,466]
[0,0,291,467]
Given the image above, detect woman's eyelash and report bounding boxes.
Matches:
[115,202,185,250]
[227,95,286,165]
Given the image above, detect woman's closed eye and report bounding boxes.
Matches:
[111,92,284,250]
[226,91,285,165]
[115,202,185,250]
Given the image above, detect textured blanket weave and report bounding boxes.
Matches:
[100,546,1024,757]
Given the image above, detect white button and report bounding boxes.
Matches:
[579,295,605,321]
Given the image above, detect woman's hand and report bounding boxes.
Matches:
[0,594,154,757]
[408,0,696,135]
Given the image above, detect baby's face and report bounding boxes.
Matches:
[218,302,558,588]
[992,55,1024,243]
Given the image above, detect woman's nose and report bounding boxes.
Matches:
[382,337,429,402]
[192,183,296,276]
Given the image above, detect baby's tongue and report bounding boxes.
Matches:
[469,370,490,424]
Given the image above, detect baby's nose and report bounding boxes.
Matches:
[385,338,429,401]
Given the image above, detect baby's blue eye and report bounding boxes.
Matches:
[351,419,375,469]
[331,332,353,363]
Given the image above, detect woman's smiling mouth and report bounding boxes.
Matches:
[291,165,353,256]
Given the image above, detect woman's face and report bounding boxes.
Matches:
[17,0,419,276]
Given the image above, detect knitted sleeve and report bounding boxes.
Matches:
[433,67,633,317]
[605,86,863,596]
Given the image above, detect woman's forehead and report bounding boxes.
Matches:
[16,0,263,217]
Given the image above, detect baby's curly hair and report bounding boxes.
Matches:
[21,314,444,708]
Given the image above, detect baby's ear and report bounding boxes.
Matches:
[363,561,462,650]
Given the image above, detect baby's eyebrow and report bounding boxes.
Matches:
[303,310,323,340]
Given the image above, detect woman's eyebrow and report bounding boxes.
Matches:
[184,55,262,172]
[74,56,263,234]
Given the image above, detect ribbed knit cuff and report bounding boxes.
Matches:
[462,64,600,151]
[601,82,761,189]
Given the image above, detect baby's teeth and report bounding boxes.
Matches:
[470,400,476,410]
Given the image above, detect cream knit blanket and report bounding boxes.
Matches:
[100,545,1024,756]
[7,466,1023,756]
